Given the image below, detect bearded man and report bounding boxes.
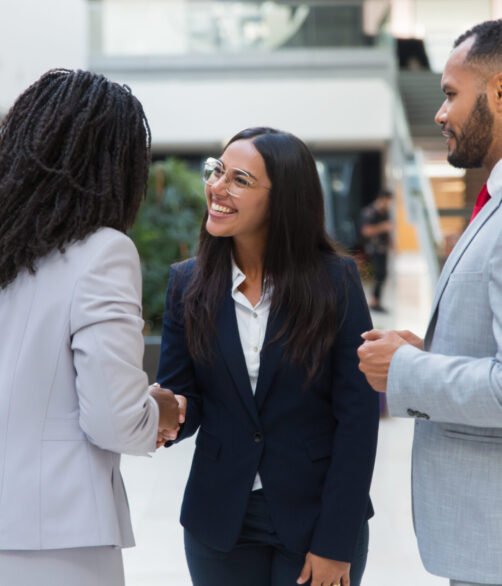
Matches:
[359,19,502,586]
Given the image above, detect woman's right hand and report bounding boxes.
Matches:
[297,551,351,586]
[150,384,180,430]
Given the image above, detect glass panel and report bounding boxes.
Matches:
[316,152,382,249]
[89,0,370,58]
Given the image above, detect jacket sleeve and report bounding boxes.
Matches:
[310,258,380,562]
[387,231,502,427]
[70,233,158,455]
[156,262,202,441]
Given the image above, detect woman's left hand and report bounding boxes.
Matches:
[297,552,350,586]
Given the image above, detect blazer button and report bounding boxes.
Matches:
[407,408,430,420]
[254,432,263,443]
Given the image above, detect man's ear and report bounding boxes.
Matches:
[492,72,502,112]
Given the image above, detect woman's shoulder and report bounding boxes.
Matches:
[70,227,135,257]
[170,257,196,278]
[321,251,358,279]
[84,226,128,244]
[51,228,137,277]
[168,257,197,291]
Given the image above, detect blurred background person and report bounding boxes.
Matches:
[359,189,393,313]
[0,69,181,586]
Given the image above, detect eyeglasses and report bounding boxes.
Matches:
[202,157,271,198]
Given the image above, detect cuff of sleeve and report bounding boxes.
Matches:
[146,395,160,454]
[387,344,422,417]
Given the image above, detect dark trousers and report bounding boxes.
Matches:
[369,252,388,302]
[184,490,369,586]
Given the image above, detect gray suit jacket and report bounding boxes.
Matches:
[0,228,158,550]
[387,159,502,583]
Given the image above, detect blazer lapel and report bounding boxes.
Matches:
[425,193,502,346]
[216,289,260,427]
[254,307,286,411]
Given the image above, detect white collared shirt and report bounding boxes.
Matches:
[487,158,502,197]
[231,258,271,490]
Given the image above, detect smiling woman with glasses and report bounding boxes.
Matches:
[156,127,379,586]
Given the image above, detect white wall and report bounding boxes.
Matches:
[0,0,87,113]
[390,0,493,72]
[493,0,502,18]
[115,76,394,151]
[416,0,492,71]
[0,0,394,150]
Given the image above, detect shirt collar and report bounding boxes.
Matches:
[231,256,246,293]
[230,256,273,302]
[487,159,502,200]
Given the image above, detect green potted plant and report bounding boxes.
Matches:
[130,157,206,335]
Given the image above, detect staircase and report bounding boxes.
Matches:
[398,70,443,138]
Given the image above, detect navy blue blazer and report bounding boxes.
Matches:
[156,254,379,562]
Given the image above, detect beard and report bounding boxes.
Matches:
[447,93,494,169]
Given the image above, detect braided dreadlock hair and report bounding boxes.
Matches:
[0,68,151,289]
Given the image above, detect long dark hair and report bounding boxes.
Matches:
[0,68,151,288]
[183,127,343,380]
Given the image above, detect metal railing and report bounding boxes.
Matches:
[391,86,444,288]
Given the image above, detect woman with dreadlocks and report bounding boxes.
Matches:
[0,69,181,585]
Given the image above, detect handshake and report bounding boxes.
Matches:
[149,383,187,448]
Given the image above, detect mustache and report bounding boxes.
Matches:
[440,126,455,139]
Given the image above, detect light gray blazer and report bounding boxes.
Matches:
[387,160,502,584]
[0,228,158,550]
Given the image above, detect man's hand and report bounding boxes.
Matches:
[396,330,424,350]
[297,552,350,586]
[357,329,408,392]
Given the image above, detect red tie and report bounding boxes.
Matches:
[470,183,491,223]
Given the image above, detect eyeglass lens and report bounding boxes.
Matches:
[202,158,253,197]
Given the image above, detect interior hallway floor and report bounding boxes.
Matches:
[122,253,446,586]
